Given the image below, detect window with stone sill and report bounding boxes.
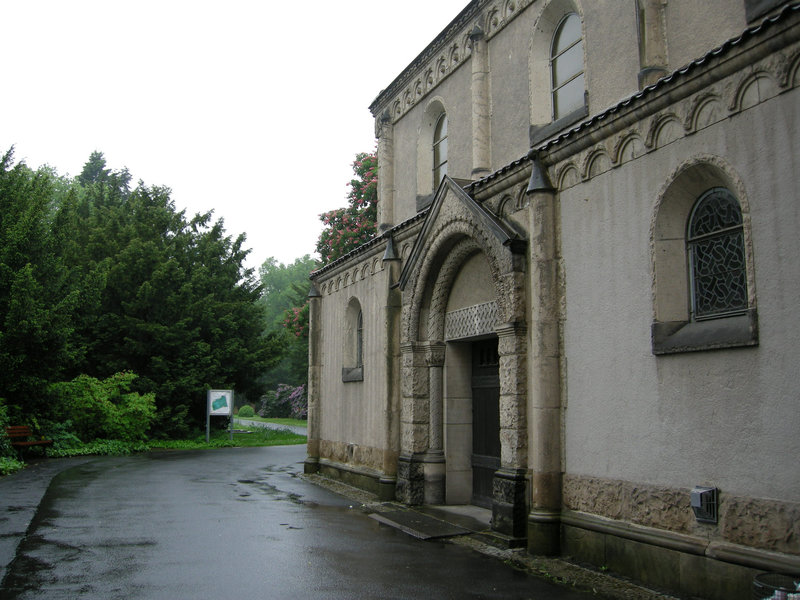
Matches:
[417,100,449,211]
[529,4,589,147]
[433,112,448,189]
[342,300,364,382]
[551,13,585,121]
[652,167,758,355]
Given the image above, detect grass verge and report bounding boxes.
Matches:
[1,425,306,470]
[151,425,305,450]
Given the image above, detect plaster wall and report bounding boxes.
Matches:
[486,9,533,168]
[391,66,473,225]
[560,88,800,502]
[666,1,747,71]
[445,252,495,312]
[316,253,393,461]
[581,2,641,115]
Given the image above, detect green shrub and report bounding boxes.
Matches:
[237,405,255,418]
[0,456,25,476]
[46,439,150,458]
[48,372,156,442]
[0,399,13,458]
[40,419,84,453]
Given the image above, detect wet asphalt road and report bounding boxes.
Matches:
[1,446,591,599]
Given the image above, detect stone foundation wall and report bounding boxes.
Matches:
[319,439,385,473]
[563,474,800,555]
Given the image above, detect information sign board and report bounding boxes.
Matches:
[208,390,233,416]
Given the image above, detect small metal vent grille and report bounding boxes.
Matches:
[445,301,499,341]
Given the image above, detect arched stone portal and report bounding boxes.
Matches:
[395,178,529,541]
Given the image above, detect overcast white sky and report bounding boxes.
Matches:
[1,0,467,270]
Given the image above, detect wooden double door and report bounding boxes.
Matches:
[471,339,500,509]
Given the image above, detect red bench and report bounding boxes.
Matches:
[5,425,53,457]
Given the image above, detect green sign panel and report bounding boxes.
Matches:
[208,389,233,416]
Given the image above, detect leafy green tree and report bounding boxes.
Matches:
[66,162,281,434]
[0,149,281,437]
[257,255,317,391]
[316,151,377,264]
[0,150,80,413]
[259,255,318,327]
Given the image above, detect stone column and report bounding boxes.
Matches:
[424,341,446,504]
[470,25,491,179]
[526,156,563,556]
[304,282,323,475]
[636,0,668,88]
[376,110,395,232]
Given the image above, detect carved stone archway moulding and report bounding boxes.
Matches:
[394,177,529,541]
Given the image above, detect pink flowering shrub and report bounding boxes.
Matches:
[315,151,377,265]
[282,301,309,338]
[258,383,307,420]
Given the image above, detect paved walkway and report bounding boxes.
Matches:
[1,447,672,599]
[0,457,93,583]
[234,417,307,436]
[1,447,596,600]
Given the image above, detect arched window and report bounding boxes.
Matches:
[687,188,748,320]
[342,298,364,382]
[651,162,757,355]
[433,112,448,187]
[550,13,584,120]
[355,309,364,368]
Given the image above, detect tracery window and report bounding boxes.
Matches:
[433,112,448,187]
[651,163,757,355]
[687,188,748,320]
[550,13,585,120]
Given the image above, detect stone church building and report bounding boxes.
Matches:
[304,1,800,597]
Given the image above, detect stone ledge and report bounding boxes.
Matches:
[563,510,800,575]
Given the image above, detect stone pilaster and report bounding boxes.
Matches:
[304,284,322,474]
[636,0,669,88]
[494,322,529,541]
[376,110,395,231]
[470,25,491,179]
[526,164,563,555]
[397,342,430,504]
[380,254,403,499]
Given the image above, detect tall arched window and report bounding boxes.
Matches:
[551,13,585,120]
[687,188,748,320]
[342,299,364,382]
[433,112,448,187]
[651,162,757,355]
[355,309,364,369]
